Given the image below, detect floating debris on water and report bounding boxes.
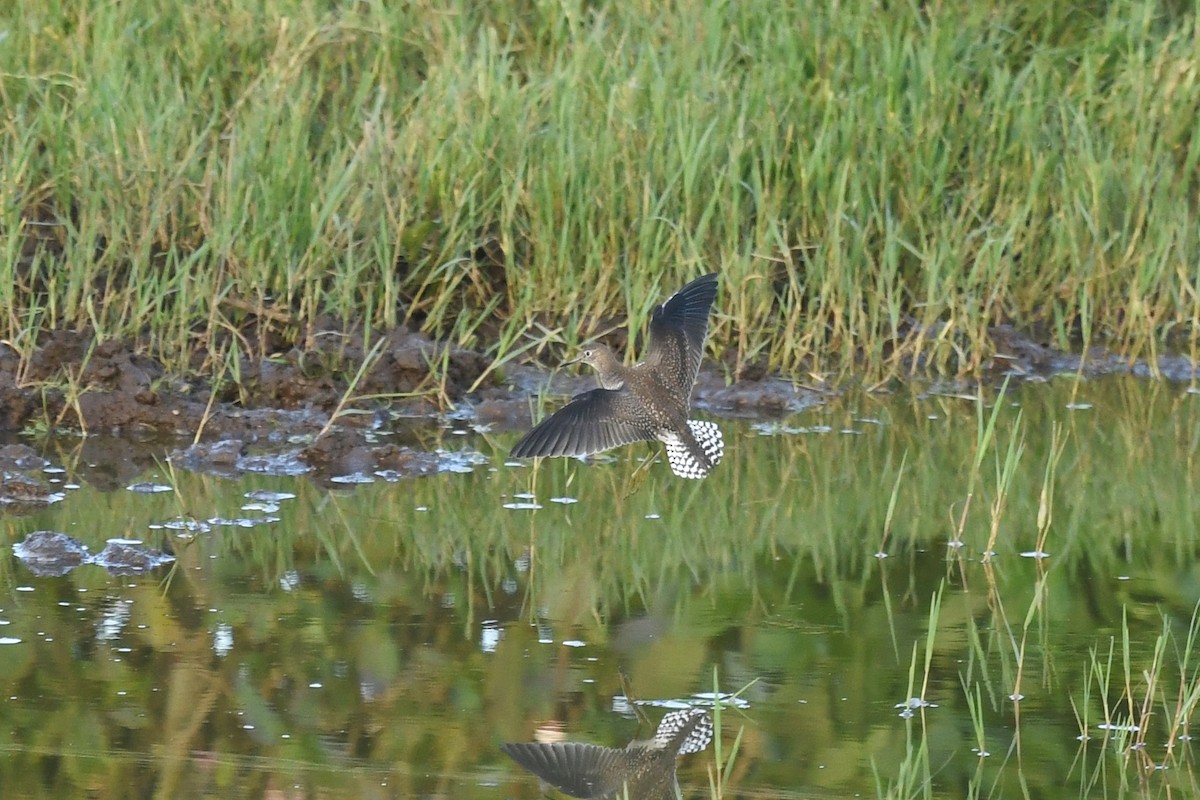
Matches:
[895,697,938,718]
[330,472,374,485]
[238,452,311,476]
[437,448,489,473]
[150,517,213,535]
[503,502,542,511]
[244,490,296,502]
[549,496,579,504]
[126,482,173,494]
[681,692,753,710]
[207,516,281,528]
[751,422,834,436]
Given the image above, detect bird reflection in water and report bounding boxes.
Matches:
[501,708,713,800]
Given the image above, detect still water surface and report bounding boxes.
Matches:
[1,375,1198,798]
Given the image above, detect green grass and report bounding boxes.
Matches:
[2,1,1200,389]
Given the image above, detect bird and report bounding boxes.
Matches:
[510,273,723,479]
[500,708,714,800]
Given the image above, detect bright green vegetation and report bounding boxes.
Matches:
[2,1,1198,385]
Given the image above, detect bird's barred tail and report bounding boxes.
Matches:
[652,708,714,755]
[664,420,724,479]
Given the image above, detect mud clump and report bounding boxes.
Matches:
[12,531,90,576]
[0,320,1194,471]
[0,444,67,513]
[92,540,176,576]
[0,326,487,440]
[12,530,174,577]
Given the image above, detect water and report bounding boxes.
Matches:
[0,375,1198,798]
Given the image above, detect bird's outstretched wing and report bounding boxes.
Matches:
[500,742,627,799]
[510,388,655,458]
[645,273,718,396]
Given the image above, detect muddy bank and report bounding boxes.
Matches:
[0,323,1196,487]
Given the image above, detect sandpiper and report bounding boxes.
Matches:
[511,273,723,478]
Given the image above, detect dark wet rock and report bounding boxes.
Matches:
[0,444,47,471]
[12,531,90,576]
[697,372,828,417]
[236,450,311,476]
[257,355,339,407]
[194,439,244,465]
[91,541,175,575]
[299,430,372,474]
[168,440,246,476]
[986,324,1054,376]
[13,530,173,578]
[81,340,161,395]
[471,397,536,429]
[375,444,441,477]
[359,328,488,398]
[0,373,39,429]
[24,330,89,382]
[0,471,63,512]
[300,434,441,482]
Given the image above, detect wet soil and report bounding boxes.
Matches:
[0,323,1195,489]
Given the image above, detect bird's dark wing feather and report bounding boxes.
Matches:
[510,388,655,459]
[646,273,718,394]
[500,742,626,799]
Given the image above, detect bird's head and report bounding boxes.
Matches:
[564,344,617,370]
[564,344,623,389]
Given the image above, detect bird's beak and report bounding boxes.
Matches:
[561,354,583,367]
